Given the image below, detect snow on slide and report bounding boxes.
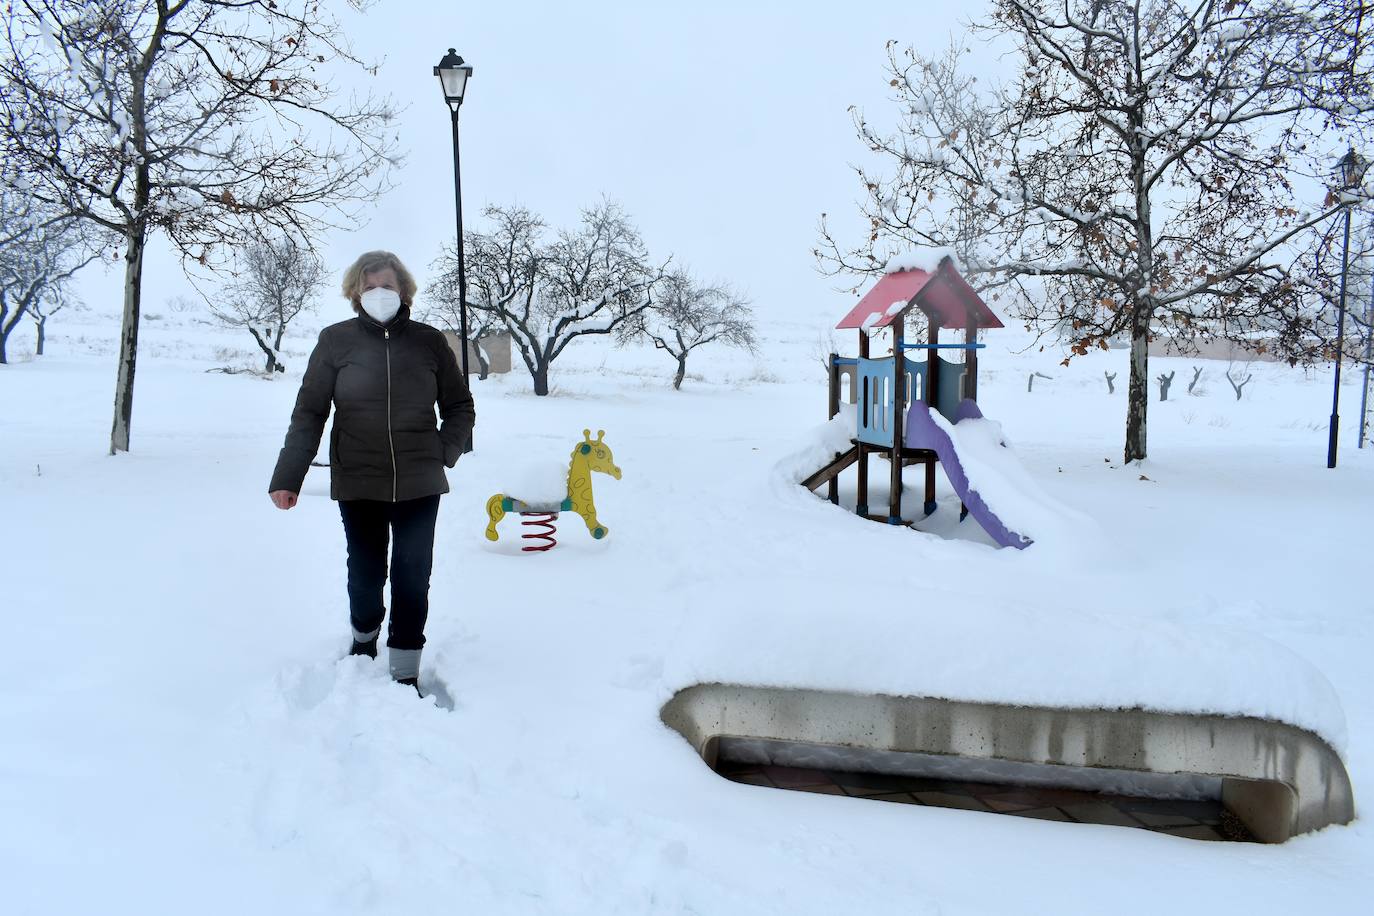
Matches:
[906,400,1088,550]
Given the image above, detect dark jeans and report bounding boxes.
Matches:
[338,495,441,651]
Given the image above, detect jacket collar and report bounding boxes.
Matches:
[356,305,412,336]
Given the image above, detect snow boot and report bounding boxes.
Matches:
[349,627,379,659]
[390,648,423,696]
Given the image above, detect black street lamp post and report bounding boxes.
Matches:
[435,48,475,453]
[1328,147,1368,469]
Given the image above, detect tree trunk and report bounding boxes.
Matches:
[1125,98,1154,463]
[1124,315,1149,462]
[474,337,490,380]
[673,354,687,390]
[111,33,156,454]
[110,226,147,454]
[0,295,27,364]
[35,317,46,356]
[247,326,277,372]
[533,362,550,396]
[271,323,285,372]
[0,309,14,364]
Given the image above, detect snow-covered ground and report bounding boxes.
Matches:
[3,301,1372,914]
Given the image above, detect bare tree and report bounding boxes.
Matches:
[1157,370,1175,400]
[209,236,324,373]
[431,201,662,396]
[1226,363,1254,399]
[26,277,82,357]
[1187,365,1204,394]
[621,269,757,390]
[0,0,398,452]
[0,190,103,363]
[819,1,1374,462]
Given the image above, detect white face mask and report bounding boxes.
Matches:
[360,286,402,324]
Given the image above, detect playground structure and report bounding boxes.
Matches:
[800,255,1031,548]
[485,430,622,551]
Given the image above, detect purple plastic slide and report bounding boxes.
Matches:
[905,400,1033,549]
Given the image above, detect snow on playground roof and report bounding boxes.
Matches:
[836,255,1004,332]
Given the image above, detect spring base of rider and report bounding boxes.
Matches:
[519,512,559,552]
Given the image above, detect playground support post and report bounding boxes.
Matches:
[855,333,871,518]
[856,443,869,518]
[924,318,941,515]
[827,353,840,421]
[827,353,841,503]
[965,321,978,402]
[889,319,906,523]
[925,317,941,411]
[924,460,937,516]
[1329,205,1352,468]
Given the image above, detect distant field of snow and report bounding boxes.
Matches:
[2,298,1372,914]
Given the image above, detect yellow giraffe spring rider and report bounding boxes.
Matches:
[484,430,622,551]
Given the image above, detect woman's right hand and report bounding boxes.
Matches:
[270,490,299,510]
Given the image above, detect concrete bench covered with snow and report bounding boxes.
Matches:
[661,684,1355,843]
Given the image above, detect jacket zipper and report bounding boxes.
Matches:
[385,328,397,502]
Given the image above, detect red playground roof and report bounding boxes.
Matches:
[836,259,1004,331]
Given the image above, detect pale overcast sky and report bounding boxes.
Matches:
[85,1,995,330]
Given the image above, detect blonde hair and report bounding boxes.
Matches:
[341,250,418,312]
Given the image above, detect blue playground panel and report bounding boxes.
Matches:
[856,358,894,446]
[933,355,968,424]
[857,357,932,447]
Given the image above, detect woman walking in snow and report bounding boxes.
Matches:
[268,251,476,691]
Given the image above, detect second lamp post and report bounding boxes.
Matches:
[435,48,474,453]
[1329,147,1368,469]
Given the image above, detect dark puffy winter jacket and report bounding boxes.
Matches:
[269,309,476,502]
